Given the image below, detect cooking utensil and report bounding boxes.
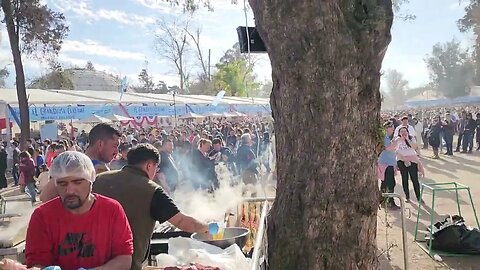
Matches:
[191,227,249,249]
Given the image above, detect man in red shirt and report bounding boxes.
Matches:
[25,151,133,270]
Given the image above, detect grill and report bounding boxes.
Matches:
[147,224,191,266]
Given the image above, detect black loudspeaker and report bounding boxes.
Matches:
[236,26,267,53]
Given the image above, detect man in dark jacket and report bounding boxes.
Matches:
[462,113,476,153]
[190,139,218,190]
[236,133,258,185]
[442,113,456,156]
[94,144,208,270]
[0,145,7,189]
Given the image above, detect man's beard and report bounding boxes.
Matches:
[62,195,84,210]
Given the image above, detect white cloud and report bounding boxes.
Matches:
[448,0,468,11]
[0,27,7,41]
[133,0,241,15]
[132,0,181,14]
[382,53,430,88]
[62,40,146,60]
[48,0,155,27]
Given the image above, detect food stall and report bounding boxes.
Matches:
[146,198,274,270]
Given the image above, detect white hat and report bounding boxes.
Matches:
[50,151,96,183]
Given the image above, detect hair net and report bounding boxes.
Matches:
[50,151,96,183]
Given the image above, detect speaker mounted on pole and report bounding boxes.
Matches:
[236,26,267,53]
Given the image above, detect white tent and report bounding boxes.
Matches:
[179,112,205,119]
[106,114,134,122]
[204,112,223,117]
[230,111,247,117]
[76,114,112,123]
[0,88,270,106]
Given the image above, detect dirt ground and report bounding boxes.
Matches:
[377,147,480,270]
[2,145,479,269]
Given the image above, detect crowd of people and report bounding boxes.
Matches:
[378,105,480,210]
[1,104,479,269]
[0,119,275,196]
[0,117,274,270]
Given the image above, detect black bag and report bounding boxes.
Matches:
[428,216,480,254]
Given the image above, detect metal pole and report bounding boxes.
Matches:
[4,102,11,143]
[382,193,409,270]
[173,91,177,127]
[208,49,211,81]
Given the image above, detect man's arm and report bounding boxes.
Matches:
[149,188,207,233]
[39,179,58,202]
[168,212,208,234]
[93,255,131,270]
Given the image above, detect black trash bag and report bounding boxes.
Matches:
[428,216,480,254]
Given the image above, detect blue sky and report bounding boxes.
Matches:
[0,0,474,90]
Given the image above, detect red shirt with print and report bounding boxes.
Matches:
[26,194,133,270]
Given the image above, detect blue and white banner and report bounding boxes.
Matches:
[9,103,271,121]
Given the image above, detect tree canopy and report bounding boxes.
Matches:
[28,61,74,90]
[458,0,480,84]
[425,39,474,98]
[213,43,260,97]
[1,0,68,149]
[5,0,69,57]
[383,69,409,108]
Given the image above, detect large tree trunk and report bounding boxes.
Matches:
[1,0,30,150]
[248,1,393,269]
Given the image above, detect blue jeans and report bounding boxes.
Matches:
[462,133,474,152]
[439,132,445,152]
[12,165,19,185]
[25,182,37,203]
[444,133,454,154]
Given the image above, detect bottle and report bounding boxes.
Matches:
[208,222,225,240]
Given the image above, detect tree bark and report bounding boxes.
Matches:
[248,1,393,269]
[1,0,30,150]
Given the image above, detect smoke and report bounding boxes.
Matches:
[170,135,277,225]
[171,167,274,225]
[172,163,244,224]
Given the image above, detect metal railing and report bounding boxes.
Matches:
[250,200,270,270]
[382,193,409,270]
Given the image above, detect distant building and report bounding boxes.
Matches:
[68,69,121,92]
